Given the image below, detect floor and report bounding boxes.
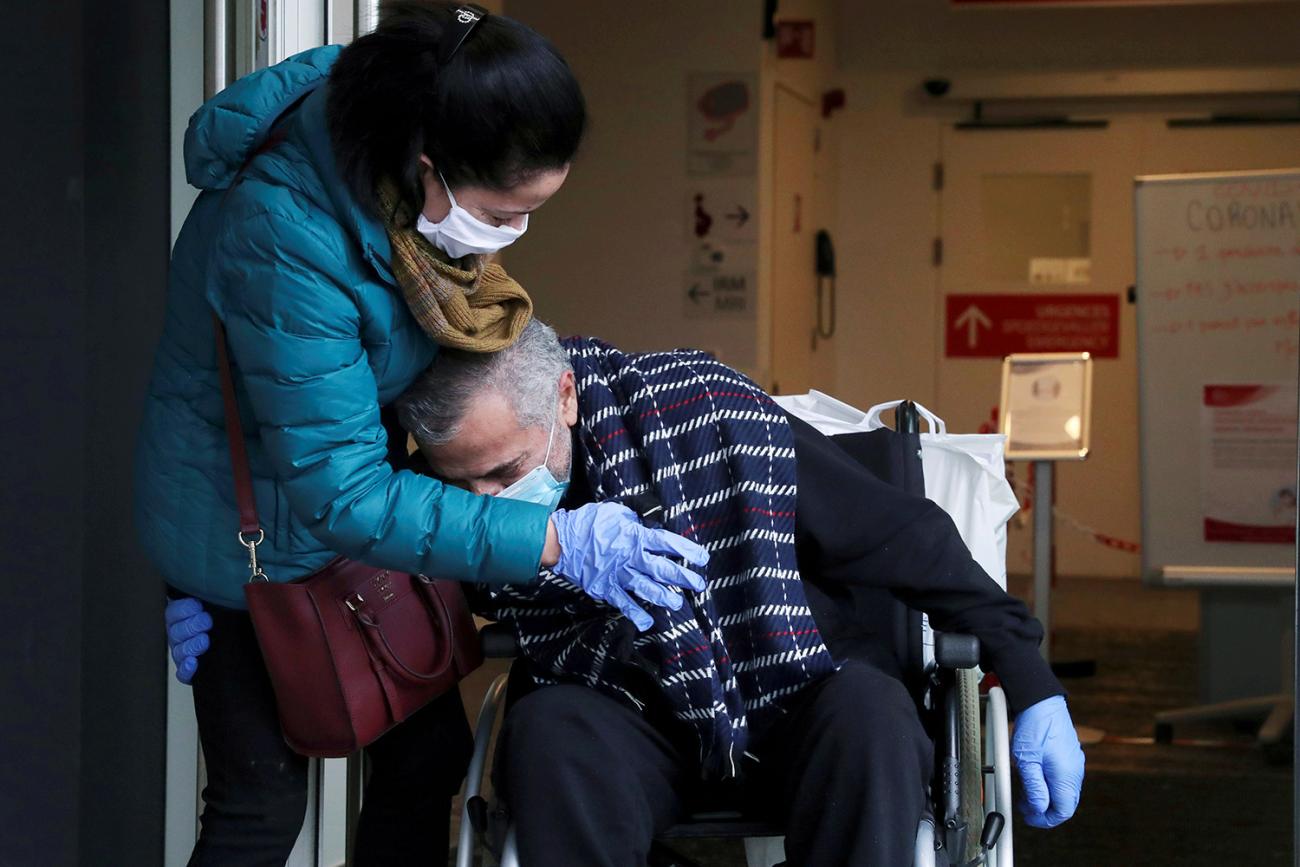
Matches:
[449,577,1294,866]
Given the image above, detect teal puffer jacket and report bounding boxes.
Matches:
[135,46,549,608]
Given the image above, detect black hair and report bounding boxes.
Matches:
[327,1,586,222]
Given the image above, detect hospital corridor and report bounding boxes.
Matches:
[2,1,1299,866]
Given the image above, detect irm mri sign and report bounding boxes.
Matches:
[945,294,1120,358]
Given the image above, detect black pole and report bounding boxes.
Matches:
[897,400,921,436]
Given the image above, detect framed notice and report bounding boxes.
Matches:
[999,352,1094,460]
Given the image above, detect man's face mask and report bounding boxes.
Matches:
[416,173,528,259]
[496,408,568,511]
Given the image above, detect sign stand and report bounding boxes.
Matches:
[1029,460,1098,677]
[1032,460,1054,663]
[1002,353,1103,742]
[1000,353,1094,666]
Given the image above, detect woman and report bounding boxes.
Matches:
[138,4,705,863]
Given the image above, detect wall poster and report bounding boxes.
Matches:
[1199,383,1298,544]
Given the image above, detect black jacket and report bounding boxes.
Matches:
[787,414,1062,713]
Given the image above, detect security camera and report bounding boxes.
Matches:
[922,78,951,98]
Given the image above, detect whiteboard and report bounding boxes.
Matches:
[1136,169,1300,580]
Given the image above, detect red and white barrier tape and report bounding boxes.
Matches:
[1009,477,1141,554]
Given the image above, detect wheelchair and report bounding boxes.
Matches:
[455,401,1016,867]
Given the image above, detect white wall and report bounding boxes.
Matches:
[834,0,1300,74]
[505,0,843,386]
[503,0,762,370]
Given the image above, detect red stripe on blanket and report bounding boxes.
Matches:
[639,391,763,419]
[757,628,820,640]
[744,507,796,518]
[663,643,712,666]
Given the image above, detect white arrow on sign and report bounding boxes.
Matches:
[954,304,992,348]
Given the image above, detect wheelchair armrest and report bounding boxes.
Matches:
[933,632,979,670]
[480,622,519,658]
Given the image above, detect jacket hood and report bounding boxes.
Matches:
[184,45,341,191]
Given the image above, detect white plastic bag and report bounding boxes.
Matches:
[774,391,1018,589]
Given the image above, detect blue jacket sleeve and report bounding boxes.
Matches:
[210,206,549,584]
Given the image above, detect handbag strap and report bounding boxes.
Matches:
[213,316,269,581]
[353,576,456,683]
[210,126,293,582]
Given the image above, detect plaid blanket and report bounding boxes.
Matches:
[479,338,837,778]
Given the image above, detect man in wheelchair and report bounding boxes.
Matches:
[395,321,1085,867]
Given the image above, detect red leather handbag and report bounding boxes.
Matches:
[214,319,483,757]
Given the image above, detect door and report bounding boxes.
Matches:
[770,84,820,395]
[938,121,1143,581]
[166,2,353,863]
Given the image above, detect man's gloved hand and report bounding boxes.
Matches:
[551,502,709,631]
[166,597,212,685]
[1012,694,1085,828]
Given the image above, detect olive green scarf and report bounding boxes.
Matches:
[377,179,532,352]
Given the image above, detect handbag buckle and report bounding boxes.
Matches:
[238,529,270,583]
[345,593,366,613]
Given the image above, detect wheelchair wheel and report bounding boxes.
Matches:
[958,668,984,863]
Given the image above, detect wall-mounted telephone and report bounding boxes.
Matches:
[813,229,836,349]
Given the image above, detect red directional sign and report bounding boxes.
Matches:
[944,294,1120,358]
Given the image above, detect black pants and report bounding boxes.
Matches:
[495,661,934,867]
[186,600,473,867]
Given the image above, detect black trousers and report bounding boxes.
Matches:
[495,661,934,867]
[186,600,473,867]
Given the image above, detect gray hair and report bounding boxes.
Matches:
[396,319,574,447]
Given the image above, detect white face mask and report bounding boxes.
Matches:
[416,172,528,259]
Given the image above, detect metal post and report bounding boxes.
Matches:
[355,0,381,37]
[203,0,230,99]
[1292,353,1299,867]
[1033,460,1053,663]
[345,752,365,861]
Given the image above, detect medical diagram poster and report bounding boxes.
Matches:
[1199,383,1298,544]
[686,73,757,177]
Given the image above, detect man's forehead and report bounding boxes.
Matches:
[461,390,518,436]
[423,391,528,475]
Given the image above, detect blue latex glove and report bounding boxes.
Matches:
[1012,695,1085,828]
[166,597,212,685]
[552,502,709,631]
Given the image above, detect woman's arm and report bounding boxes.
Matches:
[211,207,550,583]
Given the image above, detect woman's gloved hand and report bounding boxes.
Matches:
[551,502,709,631]
[166,597,212,685]
[1012,694,1085,828]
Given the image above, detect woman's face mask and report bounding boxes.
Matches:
[416,173,528,259]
